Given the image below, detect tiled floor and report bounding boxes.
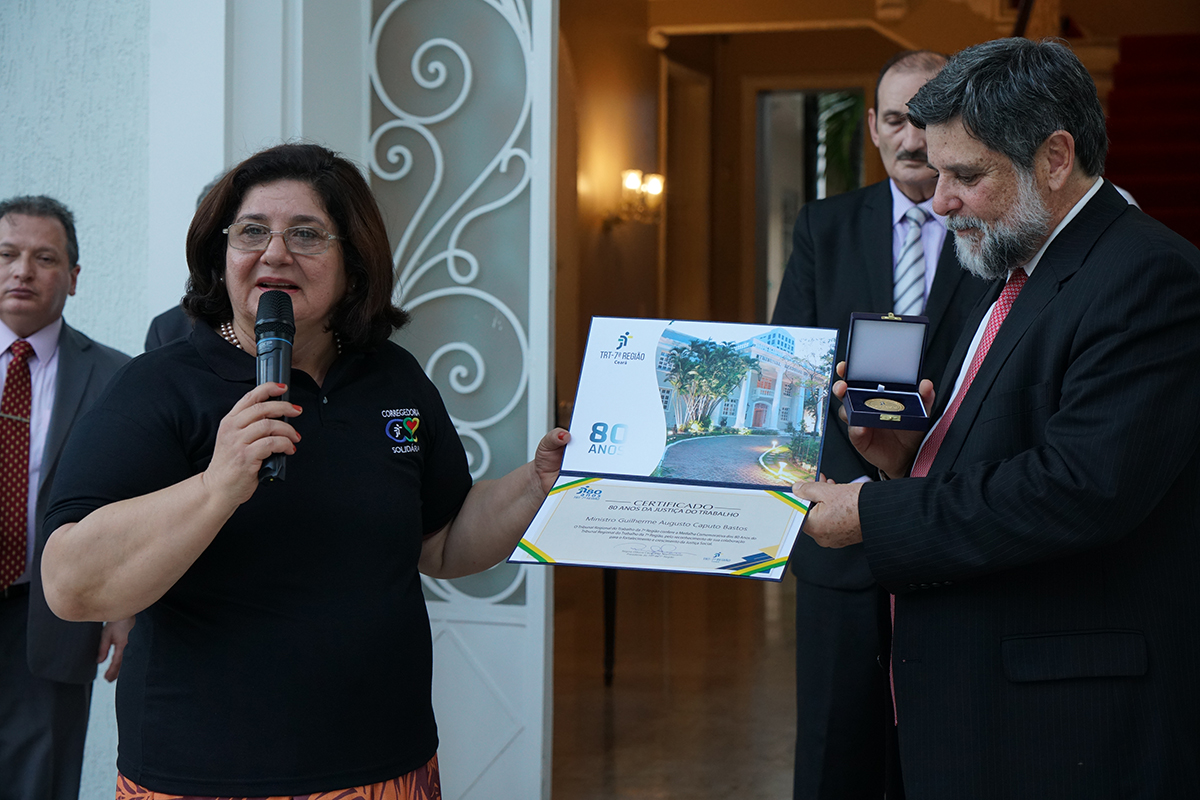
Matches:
[552,566,797,798]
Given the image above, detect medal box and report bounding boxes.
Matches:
[842,312,931,431]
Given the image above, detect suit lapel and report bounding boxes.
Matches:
[930,269,1057,469]
[931,279,999,423]
[930,182,1130,472]
[38,325,94,501]
[863,182,896,313]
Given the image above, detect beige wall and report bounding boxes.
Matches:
[556,34,582,426]
[649,0,999,55]
[558,0,1198,345]
[559,0,661,415]
[678,28,902,322]
[1065,0,1200,36]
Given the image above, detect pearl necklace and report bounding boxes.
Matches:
[218,320,242,349]
[217,320,342,354]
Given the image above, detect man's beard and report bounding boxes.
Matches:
[946,169,1052,281]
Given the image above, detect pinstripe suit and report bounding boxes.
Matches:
[860,181,1200,797]
[772,179,988,799]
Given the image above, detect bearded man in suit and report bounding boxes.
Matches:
[771,50,988,799]
[797,38,1200,798]
[0,195,131,800]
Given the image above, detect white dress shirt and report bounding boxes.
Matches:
[921,177,1105,452]
[850,183,951,484]
[889,179,949,304]
[0,317,63,584]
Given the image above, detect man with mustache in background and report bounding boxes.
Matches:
[771,50,988,800]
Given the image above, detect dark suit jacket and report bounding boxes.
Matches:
[144,304,193,351]
[771,179,989,589]
[27,322,130,684]
[860,182,1200,797]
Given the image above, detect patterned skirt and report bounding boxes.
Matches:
[114,754,441,800]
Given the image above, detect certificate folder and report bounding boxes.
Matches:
[511,317,838,581]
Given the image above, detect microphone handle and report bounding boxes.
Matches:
[256,338,292,482]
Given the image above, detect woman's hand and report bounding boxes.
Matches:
[833,362,935,479]
[202,382,302,506]
[532,428,571,495]
[97,617,135,682]
[45,382,304,623]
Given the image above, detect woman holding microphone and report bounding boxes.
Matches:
[41,143,565,798]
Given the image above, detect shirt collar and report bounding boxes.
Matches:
[888,179,942,228]
[1011,176,1103,280]
[193,319,366,387]
[194,320,256,383]
[0,316,63,364]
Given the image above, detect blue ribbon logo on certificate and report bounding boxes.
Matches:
[512,317,838,581]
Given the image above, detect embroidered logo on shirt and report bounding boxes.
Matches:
[382,408,421,454]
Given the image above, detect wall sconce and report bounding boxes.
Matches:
[605,169,665,229]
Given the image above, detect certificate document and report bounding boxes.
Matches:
[512,317,838,581]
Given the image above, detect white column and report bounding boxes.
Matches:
[735,373,751,427]
[298,0,369,165]
[147,0,227,341]
[769,368,785,429]
[527,1,558,796]
[226,0,290,161]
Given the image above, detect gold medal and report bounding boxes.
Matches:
[865,397,905,413]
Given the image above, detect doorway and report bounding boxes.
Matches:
[756,88,865,321]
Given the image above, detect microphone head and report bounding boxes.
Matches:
[255,290,295,342]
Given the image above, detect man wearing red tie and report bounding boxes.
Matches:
[771,50,989,800]
[0,196,130,800]
[795,39,1200,797]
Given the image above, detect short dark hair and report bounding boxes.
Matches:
[0,195,80,266]
[905,38,1107,177]
[184,143,408,349]
[874,50,948,112]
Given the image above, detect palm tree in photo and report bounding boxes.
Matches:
[663,339,760,432]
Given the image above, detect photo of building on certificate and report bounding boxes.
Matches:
[565,317,839,490]
[653,323,836,487]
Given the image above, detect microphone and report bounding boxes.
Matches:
[255,290,295,482]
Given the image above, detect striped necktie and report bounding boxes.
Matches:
[893,206,928,316]
[911,269,1029,477]
[1,340,34,589]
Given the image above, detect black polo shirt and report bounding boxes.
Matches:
[45,322,472,794]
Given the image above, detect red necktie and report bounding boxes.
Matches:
[890,269,1027,723]
[1,339,34,589]
[911,269,1028,478]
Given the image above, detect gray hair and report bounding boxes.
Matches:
[906,38,1107,177]
[0,195,80,266]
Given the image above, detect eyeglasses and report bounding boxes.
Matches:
[223,222,343,255]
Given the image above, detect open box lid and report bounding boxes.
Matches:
[844,312,929,392]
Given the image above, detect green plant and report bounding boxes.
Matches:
[789,430,821,467]
[817,91,864,197]
[663,340,760,430]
